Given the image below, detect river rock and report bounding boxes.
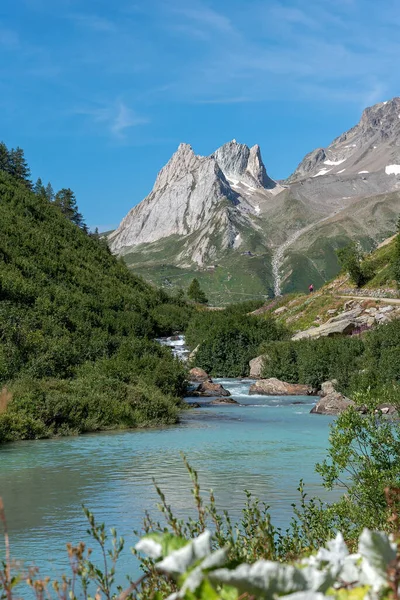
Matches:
[320,380,338,397]
[189,367,211,382]
[249,355,265,378]
[249,378,312,396]
[310,392,355,415]
[190,381,231,397]
[189,345,200,362]
[210,397,239,405]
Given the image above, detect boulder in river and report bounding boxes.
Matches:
[249,378,312,396]
[188,380,231,397]
[210,397,239,405]
[189,367,211,382]
[249,355,266,378]
[319,379,338,397]
[310,392,355,415]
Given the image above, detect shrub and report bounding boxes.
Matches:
[187,311,287,377]
[262,337,364,391]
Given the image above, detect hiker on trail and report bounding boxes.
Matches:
[309,283,314,293]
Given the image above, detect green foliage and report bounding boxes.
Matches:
[261,337,364,391]
[186,311,287,377]
[337,242,375,288]
[151,303,195,335]
[316,398,400,537]
[0,160,190,444]
[53,187,85,228]
[188,278,208,304]
[223,299,265,315]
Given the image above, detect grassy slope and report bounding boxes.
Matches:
[256,235,399,333]
[124,224,274,305]
[281,191,400,294]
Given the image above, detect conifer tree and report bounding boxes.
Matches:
[45,182,55,202]
[34,177,46,198]
[0,142,10,173]
[9,147,32,188]
[54,188,85,228]
[187,278,208,304]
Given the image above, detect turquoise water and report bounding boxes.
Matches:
[0,378,336,585]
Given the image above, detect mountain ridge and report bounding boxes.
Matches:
[109,97,400,303]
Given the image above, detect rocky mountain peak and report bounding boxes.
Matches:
[287,97,400,182]
[153,143,200,192]
[213,140,276,189]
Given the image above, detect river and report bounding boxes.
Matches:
[0,377,336,588]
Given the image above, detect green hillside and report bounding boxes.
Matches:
[123,224,275,305]
[0,151,190,443]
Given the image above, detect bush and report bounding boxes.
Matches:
[0,168,191,443]
[186,311,287,377]
[337,242,375,287]
[262,337,364,391]
[0,374,182,443]
[151,303,194,335]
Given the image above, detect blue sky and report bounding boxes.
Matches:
[1,0,400,230]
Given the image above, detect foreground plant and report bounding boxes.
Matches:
[135,525,400,600]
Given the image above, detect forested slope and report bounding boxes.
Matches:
[0,155,189,443]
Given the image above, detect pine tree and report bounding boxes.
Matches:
[54,188,85,228]
[45,182,55,202]
[187,278,208,304]
[9,147,32,188]
[0,142,10,173]
[34,177,46,198]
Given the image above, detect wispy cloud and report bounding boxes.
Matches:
[75,101,149,139]
[156,0,399,107]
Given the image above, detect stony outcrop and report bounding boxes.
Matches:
[292,319,357,341]
[189,381,231,397]
[249,355,265,378]
[311,393,355,415]
[249,378,312,396]
[213,140,276,189]
[189,367,210,382]
[376,404,397,415]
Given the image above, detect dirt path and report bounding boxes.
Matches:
[337,295,400,305]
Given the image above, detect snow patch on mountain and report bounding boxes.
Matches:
[324,159,345,166]
[385,165,400,175]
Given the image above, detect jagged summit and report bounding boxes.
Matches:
[108,140,277,260]
[108,98,400,301]
[213,140,276,190]
[287,97,400,182]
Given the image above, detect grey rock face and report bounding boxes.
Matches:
[287,97,400,182]
[109,140,276,264]
[213,140,276,189]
